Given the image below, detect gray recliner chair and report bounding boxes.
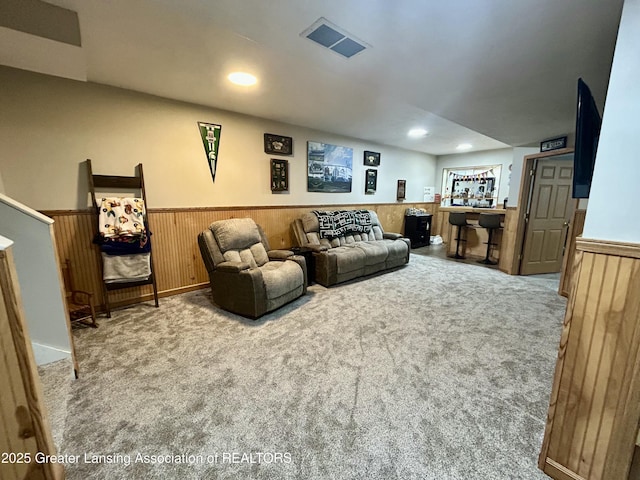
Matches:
[198,218,307,318]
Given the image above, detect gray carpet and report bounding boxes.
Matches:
[38,253,564,479]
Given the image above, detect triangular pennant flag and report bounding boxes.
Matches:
[198,122,222,182]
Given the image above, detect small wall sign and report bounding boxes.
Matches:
[540,136,567,152]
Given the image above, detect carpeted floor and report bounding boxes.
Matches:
[38,253,564,479]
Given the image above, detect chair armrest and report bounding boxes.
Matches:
[288,255,308,293]
[217,261,251,273]
[71,290,93,304]
[268,249,294,260]
[383,232,403,240]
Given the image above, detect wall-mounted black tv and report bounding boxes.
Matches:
[573,78,602,198]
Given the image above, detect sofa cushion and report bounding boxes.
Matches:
[212,218,261,251]
[223,248,258,269]
[378,239,409,261]
[250,243,269,266]
[260,261,304,299]
[355,242,389,266]
[301,213,320,233]
[306,232,321,245]
[330,246,366,273]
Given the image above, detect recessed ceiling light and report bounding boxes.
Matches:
[228,72,257,86]
[456,143,473,150]
[408,128,428,138]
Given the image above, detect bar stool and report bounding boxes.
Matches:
[448,212,469,259]
[478,213,501,265]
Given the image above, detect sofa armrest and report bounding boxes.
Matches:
[300,244,329,253]
[268,249,294,260]
[217,261,251,273]
[383,232,403,240]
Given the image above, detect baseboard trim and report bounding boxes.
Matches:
[577,237,640,259]
[542,458,587,480]
[100,282,209,312]
[32,342,72,366]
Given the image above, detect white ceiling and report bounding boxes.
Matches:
[0,0,623,155]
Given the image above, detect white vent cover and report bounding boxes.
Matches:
[301,17,369,58]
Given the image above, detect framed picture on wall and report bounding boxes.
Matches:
[270,159,289,192]
[264,133,293,155]
[307,141,353,193]
[397,180,406,200]
[363,151,380,166]
[365,169,377,194]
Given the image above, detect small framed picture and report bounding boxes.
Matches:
[365,169,377,194]
[264,133,293,155]
[270,159,289,192]
[397,180,406,200]
[363,151,380,166]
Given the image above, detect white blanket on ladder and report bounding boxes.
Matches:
[102,253,151,283]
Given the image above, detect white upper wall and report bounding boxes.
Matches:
[507,147,539,207]
[0,195,72,361]
[0,66,436,211]
[0,167,5,194]
[583,0,640,242]
[435,148,513,204]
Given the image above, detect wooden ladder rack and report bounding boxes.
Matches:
[86,159,159,317]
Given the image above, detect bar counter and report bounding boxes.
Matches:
[439,207,506,261]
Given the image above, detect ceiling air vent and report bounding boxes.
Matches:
[301,17,369,59]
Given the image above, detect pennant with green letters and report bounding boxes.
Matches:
[198,122,222,182]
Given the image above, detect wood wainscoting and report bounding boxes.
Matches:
[499,207,519,274]
[539,238,640,480]
[558,209,587,297]
[43,203,438,312]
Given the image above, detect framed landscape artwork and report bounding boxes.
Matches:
[307,141,353,193]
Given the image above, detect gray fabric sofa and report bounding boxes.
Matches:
[292,210,410,287]
[198,218,307,318]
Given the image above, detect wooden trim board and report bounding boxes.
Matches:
[0,248,62,480]
[577,237,640,259]
[559,210,586,297]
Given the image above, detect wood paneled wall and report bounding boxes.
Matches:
[44,202,438,311]
[539,238,640,480]
[432,208,449,244]
[499,207,520,274]
[559,209,587,297]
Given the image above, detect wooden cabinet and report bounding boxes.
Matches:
[404,214,432,248]
[539,238,640,480]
